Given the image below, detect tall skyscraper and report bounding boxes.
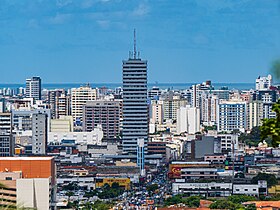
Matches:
[122,30,148,154]
[25,76,42,100]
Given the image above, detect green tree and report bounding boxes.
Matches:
[245,204,257,210]
[251,173,277,187]
[209,199,238,210]
[164,195,183,206]
[184,196,201,208]
[228,195,256,204]
[260,100,280,147]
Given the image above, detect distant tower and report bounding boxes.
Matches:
[122,30,148,154]
[26,76,42,100]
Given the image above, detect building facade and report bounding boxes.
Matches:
[83,100,120,139]
[25,76,41,100]
[122,45,148,154]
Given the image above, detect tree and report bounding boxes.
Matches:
[209,199,239,210]
[245,204,257,210]
[251,173,277,188]
[228,195,256,204]
[164,195,183,206]
[260,100,280,147]
[184,196,201,208]
[111,182,120,189]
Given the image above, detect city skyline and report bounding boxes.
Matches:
[0,0,280,84]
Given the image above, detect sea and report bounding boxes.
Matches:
[0,83,255,90]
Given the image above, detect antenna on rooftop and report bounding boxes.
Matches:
[134,29,137,59]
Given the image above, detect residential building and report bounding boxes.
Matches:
[150,100,163,124]
[256,74,272,90]
[25,76,41,100]
[83,100,120,139]
[247,100,263,130]
[0,113,13,156]
[12,108,51,132]
[71,85,98,124]
[217,100,247,132]
[32,113,48,155]
[176,105,200,134]
[47,89,71,119]
[162,96,187,120]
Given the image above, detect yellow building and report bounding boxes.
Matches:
[268,185,280,194]
[95,178,131,190]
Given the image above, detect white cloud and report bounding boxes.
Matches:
[48,13,72,24]
[81,0,95,8]
[56,0,72,8]
[132,3,150,16]
[96,20,110,29]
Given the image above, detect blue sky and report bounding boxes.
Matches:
[0,0,280,83]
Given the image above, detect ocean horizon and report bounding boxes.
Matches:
[0,82,255,90]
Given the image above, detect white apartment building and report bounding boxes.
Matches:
[247,101,263,130]
[256,74,272,90]
[71,86,98,123]
[217,100,247,132]
[150,100,163,124]
[176,105,200,134]
[163,97,187,120]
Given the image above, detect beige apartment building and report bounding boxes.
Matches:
[71,86,98,123]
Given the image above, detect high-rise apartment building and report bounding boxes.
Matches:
[32,113,48,155]
[71,85,98,124]
[83,100,120,139]
[150,100,163,124]
[0,113,13,156]
[122,31,148,154]
[176,105,200,134]
[247,100,263,130]
[25,76,42,100]
[217,100,247,132]
[256,74,272,90]
[47,89,71,119]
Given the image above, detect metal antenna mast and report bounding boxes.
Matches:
[133,29,137,59]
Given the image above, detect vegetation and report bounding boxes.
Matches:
[204,125,217,132]
[260,100,280,147]
[251,173,277,188]
[209,199,239,210]
[239,126,261,147]
[164,195,201,207]
[98,183,124,199]
[227,195,257,204]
